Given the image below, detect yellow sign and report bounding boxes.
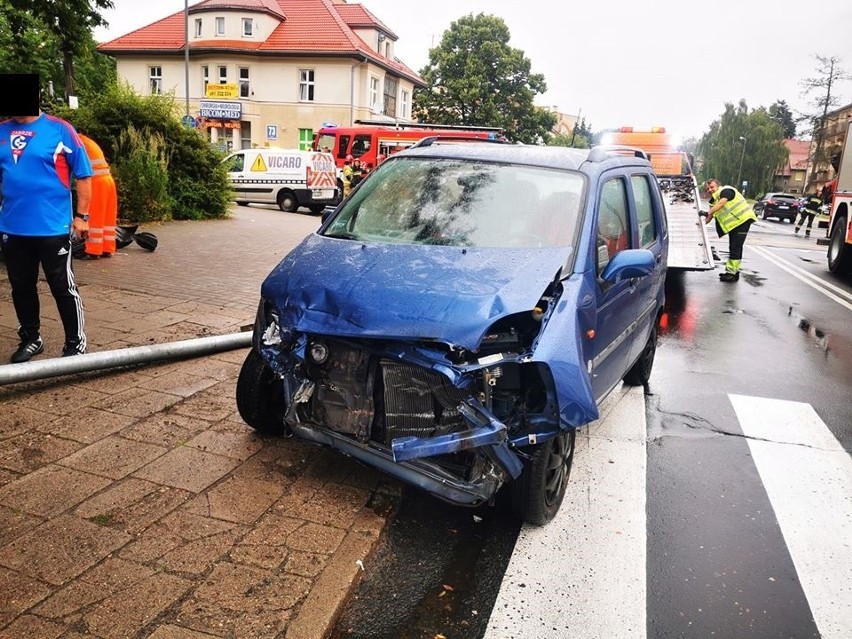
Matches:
[250,154,267,172]
[206,83,239,99]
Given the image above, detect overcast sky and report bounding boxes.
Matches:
[95,0,852,143]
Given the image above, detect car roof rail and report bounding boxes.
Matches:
[410,135,510,148]
[586,144,649,163]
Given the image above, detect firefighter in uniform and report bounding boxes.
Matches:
[342,155,354,198]
[795,189,822,238]
[79,134,117,258]
[703,178,758,282]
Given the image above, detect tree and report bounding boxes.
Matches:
[5,0,114,99]
[413,14,556,144]
[768,100,797,138]
[799,55,851,190]
[697,100,789,198]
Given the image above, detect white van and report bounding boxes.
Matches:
[224,148,338,214]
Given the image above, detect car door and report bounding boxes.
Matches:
[589,173,638,401]
[625,172,666,367]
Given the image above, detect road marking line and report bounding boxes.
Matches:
[729,394,852,639]
[484,386,647,639]
[751,246,852,311]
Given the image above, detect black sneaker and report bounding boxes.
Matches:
[11,337,44,363]
[719,272,740,282]
[62,342,86,357]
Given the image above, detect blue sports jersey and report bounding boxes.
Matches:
[0,113,94,236]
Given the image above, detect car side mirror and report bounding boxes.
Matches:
[321,205,337,224]
[601,249,656,283]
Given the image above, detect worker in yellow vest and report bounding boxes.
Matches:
[703,179,758,282]
[79,134,117,259]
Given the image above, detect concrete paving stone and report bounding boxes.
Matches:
[127,323,218,346]
[16,384,111,417]
[0,506,43,547]
[119,412,209,449]
[0,404,52,439]
[158,510,244,543]
[34,557,157,619]
[92,387,184,418]
[285,483,372,529]
[74,478,190,534]
[58,435,169,480]
[285,522,346,555]
[39,407,139,444]
[169,382,238,423]
[0,514,131,585]
[137,370,221,398]
[69,366,158,396]
[157,527,245,576]
[0,465,111,518]
[133,446,241,493]
[0,470,16,490]
[0,431,83,474]
[184,429,264,461]
[209,348,252,365]
[117,523,185,564]
[228,540,290,571]
[159,356,243,382]
[147,625,225,639]
[0,566,52,627]
[0,613,64,639]
[283,552,328,579]
[176,562,309,638]
[83,571,193,639]
[186,473,284,525]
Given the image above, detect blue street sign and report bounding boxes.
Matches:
[266,125,277,140]
[182,114,196,129]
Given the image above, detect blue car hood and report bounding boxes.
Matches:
[261,234,573,350]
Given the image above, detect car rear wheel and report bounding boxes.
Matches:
[828,215,852,275]
[277,190,299,213]
[623,325,657,386]
[236,350,288,434]
[510,430,575,526]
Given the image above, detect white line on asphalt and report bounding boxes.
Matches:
[729,394,852,639]
[484,386,647,639]
[751,246,852,311]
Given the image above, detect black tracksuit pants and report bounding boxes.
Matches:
[2,234,86,348]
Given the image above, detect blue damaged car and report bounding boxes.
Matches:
[236,139,667,525]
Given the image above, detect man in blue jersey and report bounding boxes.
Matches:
[0,110,93,362]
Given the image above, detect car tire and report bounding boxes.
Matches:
[623,325,657,386]
[277,190,299,213]
[510,430,575,526]
[308,205,325,215]
[236,350,289,434]
[828,215,852,275]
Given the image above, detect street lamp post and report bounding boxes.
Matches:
[737,135,747,194]
[184,0,190,119]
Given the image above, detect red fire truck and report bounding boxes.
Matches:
[312,120,504,172]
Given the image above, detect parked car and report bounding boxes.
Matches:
[236,139,668,526]
[755,192,800,223]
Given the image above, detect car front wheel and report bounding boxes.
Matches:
[236,350,289,434]
[510,430,576,526]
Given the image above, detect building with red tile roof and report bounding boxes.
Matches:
[98,0,425,151]
[774,138,811,194]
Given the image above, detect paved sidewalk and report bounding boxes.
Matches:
[0,206,398,639]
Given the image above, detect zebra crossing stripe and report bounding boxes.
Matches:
[484,386,647,639]
[729,394,852,639]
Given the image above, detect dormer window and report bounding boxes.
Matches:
[242,18,253,37]
[215,17,225,36]
[194,18,202,38]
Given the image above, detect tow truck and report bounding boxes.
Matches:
[600,127,714,271]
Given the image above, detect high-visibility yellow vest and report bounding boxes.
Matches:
[710,185,756,233]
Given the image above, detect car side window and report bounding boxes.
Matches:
[597,178,631,276]
[631,175,657,248]
[228,153,244,173]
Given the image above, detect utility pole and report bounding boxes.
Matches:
[570,108,582,147]
[737,136,748,194]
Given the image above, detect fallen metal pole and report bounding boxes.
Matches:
[0,331,252,386]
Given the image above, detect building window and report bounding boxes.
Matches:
[369,76,380,112]
[299,128,313,152]
[194,18,202,37]
[383,77,397,117]
[215,16,225,36]
[299,69,315,102]
[399,90,409,119]
[239,67,250,98]
[149,66,162,94]
[218,65,227,83]
[202,65,209,94]
[242,17,253,36]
